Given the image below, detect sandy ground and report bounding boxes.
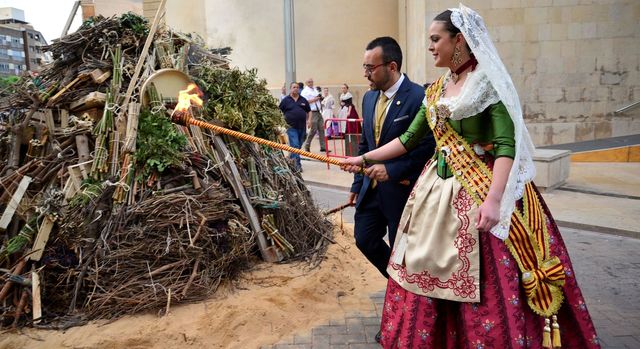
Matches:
[0,221,386,349]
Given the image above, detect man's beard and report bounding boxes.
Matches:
[368,71,389,91]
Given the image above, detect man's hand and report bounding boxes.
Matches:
[364,164,389,182]
[339,156,364,174]
[347,192,358,205]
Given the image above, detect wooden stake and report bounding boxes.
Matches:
[165,288,171,316]
[75,134,90,162]
[0,175,32,230]
[211,136,281,262]
[119,0,167,116]
[32,271,42,323]
[29,215,55,261]
[60,109,69,128]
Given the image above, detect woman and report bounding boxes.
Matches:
[321,87,339,138]
[341,6,599,348]
[339,92,362,135]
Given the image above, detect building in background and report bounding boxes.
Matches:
[80,0,142,20]
[0,7,48,76]
[78,0,640,146]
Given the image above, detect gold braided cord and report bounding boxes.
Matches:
[425,76,565,317]
[172,111,343,166]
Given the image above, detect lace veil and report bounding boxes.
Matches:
[450,4,537,240]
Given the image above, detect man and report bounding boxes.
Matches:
[301,78,326,153]
[349,37,435,280]
[279,82,311,171]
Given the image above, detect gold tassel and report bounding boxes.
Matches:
[552,315,562,348]
[542,318,552,349]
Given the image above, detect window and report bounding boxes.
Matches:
[29,46,35,52]
[29,33,34,39]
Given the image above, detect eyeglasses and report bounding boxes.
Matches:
[363,62,389,74]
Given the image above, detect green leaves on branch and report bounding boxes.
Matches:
[134,109,187,180]
[192,65,285,141]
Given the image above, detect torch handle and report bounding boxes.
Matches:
[180,114,346,167]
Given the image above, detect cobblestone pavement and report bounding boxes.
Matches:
[267,185,640,349]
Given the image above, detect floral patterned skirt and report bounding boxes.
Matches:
[379,184,601,348]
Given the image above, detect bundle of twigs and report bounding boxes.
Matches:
[229,139,333,265]
[54,184,254,320]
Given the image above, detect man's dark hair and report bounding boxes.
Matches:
[366,36,403,71]
[433,10,461,37]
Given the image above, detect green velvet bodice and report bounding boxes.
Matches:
[399,101,516,178]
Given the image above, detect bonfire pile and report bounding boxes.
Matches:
[0,14,332,329]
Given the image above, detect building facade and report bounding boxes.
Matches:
[0,8,48,77]
[95,0,640,146]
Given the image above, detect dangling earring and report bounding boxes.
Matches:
[451,46,463,67]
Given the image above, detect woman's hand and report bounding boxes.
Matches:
[476,195,500,232]
[339,156,364,173]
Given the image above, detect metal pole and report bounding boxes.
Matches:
[283,0,296,87]
[61,0,81,38]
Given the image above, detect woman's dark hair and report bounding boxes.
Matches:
[433,10,472,53]
[343,83,349,89]
[433,10,461,37]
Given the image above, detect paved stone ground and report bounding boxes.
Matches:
[268,185,640,348]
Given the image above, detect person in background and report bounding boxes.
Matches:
[339,83,350,101]
[301,78,325,153]
[278,82,310,172]
[340,92,361,135]
[321,87,339,140]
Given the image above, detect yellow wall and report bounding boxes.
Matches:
[420,0,640,146]
[145,0,398,90]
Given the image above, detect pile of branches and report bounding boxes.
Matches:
[0,13,333,329]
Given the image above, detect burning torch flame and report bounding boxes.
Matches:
[175,83,203,112]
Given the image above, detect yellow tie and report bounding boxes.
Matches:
[371,93,390,189]
[374,93,389,145]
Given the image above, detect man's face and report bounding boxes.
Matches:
[306,79,314,88]
[363,46,391,91]
[290,83,299,96]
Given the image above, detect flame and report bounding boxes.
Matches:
[175,83,203,112]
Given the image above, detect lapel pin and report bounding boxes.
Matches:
[396,101,401,105]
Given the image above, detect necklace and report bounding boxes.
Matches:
[450,56,478,84]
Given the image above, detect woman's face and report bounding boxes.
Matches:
[428,21,458,68]
[341,85,348,94]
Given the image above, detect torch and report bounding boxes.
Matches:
[171,84,352,169]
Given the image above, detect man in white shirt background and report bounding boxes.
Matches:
[301,78,326,153]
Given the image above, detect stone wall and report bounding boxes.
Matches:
[144,0,399,93]
[412,0,640,146]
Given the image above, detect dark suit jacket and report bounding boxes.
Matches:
[350,75,435,209]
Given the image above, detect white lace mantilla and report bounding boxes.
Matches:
[447,4,537,240]
[438,66,500,121]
